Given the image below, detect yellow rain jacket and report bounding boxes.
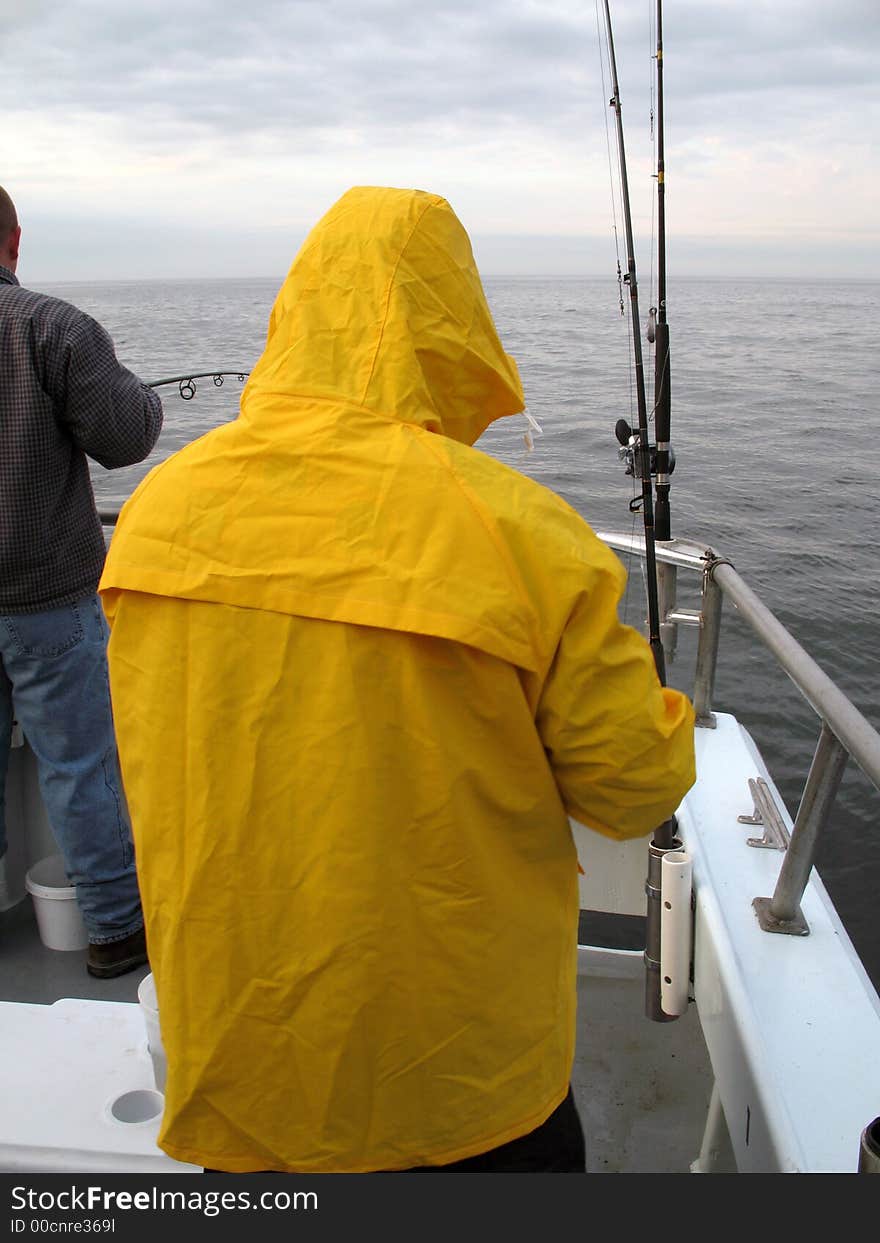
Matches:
[100,186,695,1173]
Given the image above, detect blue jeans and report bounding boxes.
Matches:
[0,595,143,942]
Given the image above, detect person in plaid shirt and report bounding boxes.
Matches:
[0,185,162,978]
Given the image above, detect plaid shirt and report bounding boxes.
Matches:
[0,266,163,611]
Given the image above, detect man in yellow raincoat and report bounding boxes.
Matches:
[99,186,695,1173]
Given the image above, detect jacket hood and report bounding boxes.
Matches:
[241,186,524,445]
[101,186,578,676]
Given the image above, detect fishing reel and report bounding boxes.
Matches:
[614,419,675,494]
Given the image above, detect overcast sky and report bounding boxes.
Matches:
[3,0,878,282]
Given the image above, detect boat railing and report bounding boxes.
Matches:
[597,531,880,937]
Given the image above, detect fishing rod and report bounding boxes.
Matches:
[601,0,666,689]
[646,0,678,671]
[145,370,250,400]
[648,0,672,544]
[602,0,683,1025]
[98,370,250,528]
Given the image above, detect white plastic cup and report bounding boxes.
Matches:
[24,854,89,951]
[137,972,168,1092]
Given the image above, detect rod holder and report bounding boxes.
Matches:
[644,829,684,1022]
[660,848,693,1017]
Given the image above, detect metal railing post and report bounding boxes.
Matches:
[693,567,722,728]
[753,723,849,934]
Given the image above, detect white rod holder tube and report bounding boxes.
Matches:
[660,849,693,1016]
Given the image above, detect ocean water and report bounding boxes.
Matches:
[37,273,880,989]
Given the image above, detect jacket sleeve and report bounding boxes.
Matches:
[536,553,696,841]
[55,311,163,468]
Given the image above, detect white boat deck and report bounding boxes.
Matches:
[0,914,714,1174]
[2,710,879,1173]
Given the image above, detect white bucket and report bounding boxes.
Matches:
[24,854,89,952]
[137,972,167,1091]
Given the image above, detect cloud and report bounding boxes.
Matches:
[6,1,588,138]
[3,0,878,278]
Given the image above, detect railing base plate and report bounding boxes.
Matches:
[752,897,810,937]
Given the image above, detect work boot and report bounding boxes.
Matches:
[87,926,148,979]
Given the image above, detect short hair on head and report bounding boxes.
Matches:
[0,185,19,237]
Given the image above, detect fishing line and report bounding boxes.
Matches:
[595,0,625,319]
[597,0,642,625]
[595,0,638,444]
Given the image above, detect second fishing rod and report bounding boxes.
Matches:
[602,0,667,693]
[602,0,685,1025]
